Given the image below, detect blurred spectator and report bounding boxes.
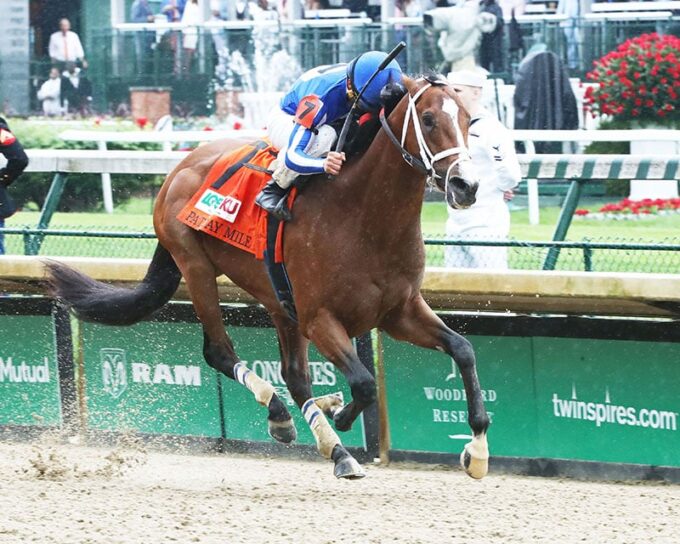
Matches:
[161,0,184,74]
[0,117,29,252]
[131,0,155,74]
[241,0,279,19]
[48,18,86,70]
[513,50,578,152]
[480,0,504,73]
[396,0,434,17]
[342,0,367,13]
[305,0,330,11]
[498,0,524,18]
[556,0,591,70]
[445,70,521,270]
[61,62,93,116]
[162,0,186,20]
[210,0,229,54]
[181,0,202,76]
[37,67,63,117]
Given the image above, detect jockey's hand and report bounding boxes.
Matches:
[324,152,346,176]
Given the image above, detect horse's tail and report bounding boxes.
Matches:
[45,243,182,326]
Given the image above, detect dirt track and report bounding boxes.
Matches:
[0,438,678,544]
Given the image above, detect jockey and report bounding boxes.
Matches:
[0,116,29,220]
[255,51,403,221]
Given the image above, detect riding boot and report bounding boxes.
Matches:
[0,184,17,219]
[255,180,292,222]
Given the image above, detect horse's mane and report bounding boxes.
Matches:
[338,72,448,160]
[336,79,408,159]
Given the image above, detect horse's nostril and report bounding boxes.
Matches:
[451,176,466,190]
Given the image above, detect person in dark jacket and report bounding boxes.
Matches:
[513,49,578,153]
[0,117,29,252]
[480,0,504,73]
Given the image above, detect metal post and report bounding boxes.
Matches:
[356,332,379,463]
[98,140,115,213]
[27,172,68,255]
[375,330,390,464]
[527,178,539,225]
[54,303,78,432]
[583,245,593,272]
[542,178,584,270]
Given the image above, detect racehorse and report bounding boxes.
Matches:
[46,75,491,479]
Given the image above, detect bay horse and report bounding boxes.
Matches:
[46,75,491,479]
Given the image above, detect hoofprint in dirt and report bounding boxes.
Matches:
[0,441,678,544]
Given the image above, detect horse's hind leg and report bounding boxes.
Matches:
[272,313,364,479]
[180,258,296,443]
[381,295,490,479]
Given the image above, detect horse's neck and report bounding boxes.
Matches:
[347,130,425,219]
[343,128,427,239]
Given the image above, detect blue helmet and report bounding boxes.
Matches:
[347,51,403,112]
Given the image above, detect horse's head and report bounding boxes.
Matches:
[380,74,479,209]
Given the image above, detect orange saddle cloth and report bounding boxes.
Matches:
[177,139,295,262]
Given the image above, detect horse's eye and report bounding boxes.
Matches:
[422,112,436,129]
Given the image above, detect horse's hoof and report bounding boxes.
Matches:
[460,439,489,480]
[268,418,297,444]
[331,444,365,479]
[314,392,344,419]
[333,454,365,480]
[333,408,353,432]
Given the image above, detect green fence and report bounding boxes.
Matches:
[2,227,680,273]
[0,300,70,429]
[80,313,367,449]
[382,314,680,470]
[1,299,679,480]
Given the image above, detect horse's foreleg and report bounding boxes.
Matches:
[381,296,490,479]
[273,313,363,479]
[307,309,376,433]
[179,260,295,443]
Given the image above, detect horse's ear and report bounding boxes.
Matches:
[402,76,419,95]
[380,81,407,116]
[422,71,449,86]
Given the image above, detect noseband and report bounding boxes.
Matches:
[378,80,472,188]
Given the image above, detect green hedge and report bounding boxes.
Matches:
[8,120,164,212]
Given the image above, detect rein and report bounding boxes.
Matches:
[378,81,472,188]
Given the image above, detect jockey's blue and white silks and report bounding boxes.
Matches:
[269,54,402,177]
[278,64,351,174]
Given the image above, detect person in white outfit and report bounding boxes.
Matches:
[48,18,85,69]
[181,0,202,75]
[37,68,63,116]
[445,69,521,269]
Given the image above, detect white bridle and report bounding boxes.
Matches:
[400,81,472,188]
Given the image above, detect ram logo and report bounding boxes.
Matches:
[101,348,128,399]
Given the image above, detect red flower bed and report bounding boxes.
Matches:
[585,33,680,121]
[599,197,680,215]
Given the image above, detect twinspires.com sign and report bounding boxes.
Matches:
[0,315,61,426]
[383,334,680,468]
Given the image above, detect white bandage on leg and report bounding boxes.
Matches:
[233,362,275,407]
[302,398,341,459]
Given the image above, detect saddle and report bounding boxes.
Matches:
[177,139,298,319]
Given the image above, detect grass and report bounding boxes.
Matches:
[3,197,680,272]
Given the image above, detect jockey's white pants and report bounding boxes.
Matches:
[266,107,337,189]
